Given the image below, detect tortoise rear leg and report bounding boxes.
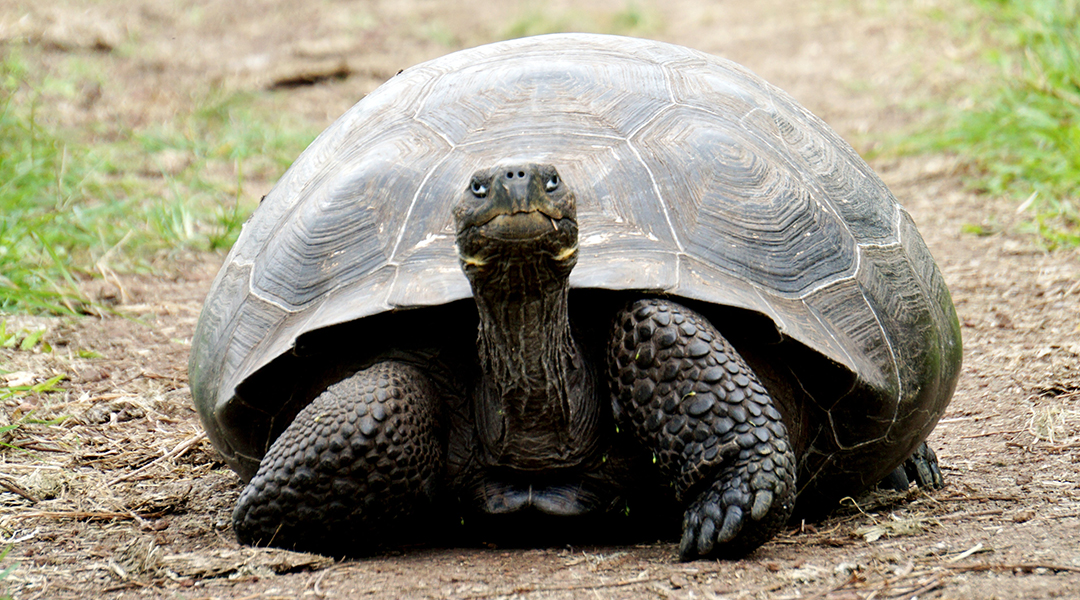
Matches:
[232,361,443,554]
[881,441,944,491]
[609,299,797,561]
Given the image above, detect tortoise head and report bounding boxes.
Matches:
[453,163,578,283]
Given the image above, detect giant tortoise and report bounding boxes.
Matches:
[189,33,962,560]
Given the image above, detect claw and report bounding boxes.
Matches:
[696,515,716,556]
[716,505,743,543]
[704,498,723,522]
[750,490,772,521]
[679,517,698,560]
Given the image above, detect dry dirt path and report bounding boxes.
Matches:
[1,1,1078,598]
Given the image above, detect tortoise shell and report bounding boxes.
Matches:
[189,33,961,498]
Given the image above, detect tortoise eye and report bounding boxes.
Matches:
[545,174,559,192]
[470,180,488,198]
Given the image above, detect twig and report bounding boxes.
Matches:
[935,494,1021,503]
[455,573,672,599]
[14,510,165,521]
[311,567,333,598]
[946,542,985,562]
[944,563,1080,574]
[802,573,861,600]
[0,476,40,503]
[959,429,1024,439]
[935,508,1003,521]
[107,432,206,485]
[902,576,944,597]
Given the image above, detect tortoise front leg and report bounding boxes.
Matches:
[232,361,443,555]
[609,299,797,560]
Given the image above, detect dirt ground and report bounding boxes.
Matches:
[2,0,1079,598]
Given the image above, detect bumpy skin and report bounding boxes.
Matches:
[232,361,442,554]
[609,299,797,560]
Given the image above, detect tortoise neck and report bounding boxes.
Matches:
[469,248,599,470]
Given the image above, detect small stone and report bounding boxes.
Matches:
[1012,509,1035,523]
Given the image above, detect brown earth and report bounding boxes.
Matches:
[1,0,1079,598]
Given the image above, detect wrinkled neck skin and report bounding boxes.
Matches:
[469,245,600,471]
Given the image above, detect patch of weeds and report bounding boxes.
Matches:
[0,53,316,314]
[131,91,315,251]
[0,376,66,403]
[0,321,51,353]
[959,222,999,237]
[0,410,68,442]
[421,20,460,47]
[0,545,16,600]
[0,55,110,314]
[503,1,661,39]
[917,0,1080,248]
[609,2,659,35]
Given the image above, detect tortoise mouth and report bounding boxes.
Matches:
[474,210,573,241]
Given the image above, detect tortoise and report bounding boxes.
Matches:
[189,33,962,560]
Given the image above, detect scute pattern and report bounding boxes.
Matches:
[632,107,859,293]
[189,33,962,489]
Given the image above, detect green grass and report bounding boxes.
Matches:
[0,544,15,600]
[0,53,316,314]
[504,2,661,39]
[923,0,1080,248]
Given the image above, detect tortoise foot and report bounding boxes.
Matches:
[679,465,794,560]
[880,441,944,492]
[609,299,796,561]
[232,361,443,554]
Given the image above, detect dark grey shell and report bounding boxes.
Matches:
[189,33,961,487]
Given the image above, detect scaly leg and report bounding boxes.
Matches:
[232,361,443,554]
[609,299,796,560]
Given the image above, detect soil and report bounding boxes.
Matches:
[2,0,1079,599]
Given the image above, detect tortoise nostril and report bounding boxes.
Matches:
[518,171,525,178]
